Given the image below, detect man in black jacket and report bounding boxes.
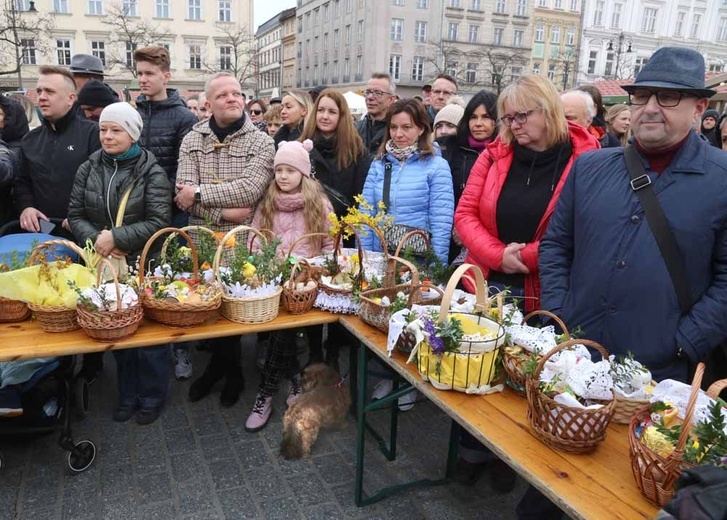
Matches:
[15,65,100,234]
[355,72,395,155]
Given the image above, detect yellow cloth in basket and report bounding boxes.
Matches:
[0,264,95,307]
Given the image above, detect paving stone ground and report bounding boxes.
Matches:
[0,335,527,519]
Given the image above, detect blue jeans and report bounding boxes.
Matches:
[113,345,169,409]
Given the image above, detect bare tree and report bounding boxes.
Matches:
[204,23,256,90]
[0,0,54,87]
[103,2,171,77]
[480,48,529,95]
[553,47,578,91]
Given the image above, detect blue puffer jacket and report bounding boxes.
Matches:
[539,132,727,382]
[361,150,454,263]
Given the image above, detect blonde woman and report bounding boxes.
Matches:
[274,89,313,147]
[605,104,631,147]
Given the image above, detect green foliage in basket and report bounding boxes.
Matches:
[221,236,285,286]
[398,245,455,287]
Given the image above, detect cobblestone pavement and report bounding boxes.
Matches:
[0,336,526,519]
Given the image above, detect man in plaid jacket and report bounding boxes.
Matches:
[175,72,275,407]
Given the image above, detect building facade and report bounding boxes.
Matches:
[255,9,293,99]
[281,8,297,93]
[531,0,582,91]
[296,0,533,98]
[1,0,254,92]
[578,0,727,85]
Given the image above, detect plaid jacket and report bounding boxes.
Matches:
[176,117,275,235]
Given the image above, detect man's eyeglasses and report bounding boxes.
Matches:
[499,108,539,127]
[628,89,696,108]
[250,109,263,115]
[362,89,392,98]
[431,89,455,97]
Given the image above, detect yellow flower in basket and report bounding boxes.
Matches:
[242,262,256,280]
[213,232,236,248]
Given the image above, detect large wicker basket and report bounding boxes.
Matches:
[0,296,30,323]
[27,239,91,333]
[526,338,616,454]
[213,225,282,324]
[503,309,570,396]
[139,227,222,327]
[77,258,143,342]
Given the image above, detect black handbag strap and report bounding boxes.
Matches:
[624,145,693,314]
[382,160,392,214]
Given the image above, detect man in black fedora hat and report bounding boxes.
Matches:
[69,54,105,90]
[519,45,727,520]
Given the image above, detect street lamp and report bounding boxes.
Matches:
[605,31,633,79]
[10,0,37,90]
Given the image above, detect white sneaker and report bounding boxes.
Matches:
[397,390,417,412]
[174,349,193,380]
[371,379,393,400]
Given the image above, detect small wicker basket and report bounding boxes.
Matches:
[282,258,318,315]
[0,296,31,323]
[503,309,570,396]
[393,229,443,307]
[613,389,655,425]
[139,227,222,327]
[213,225,282,324]
[27,239,91,333]
[526,338,616,454]
[77,258,143,342]
[318,223,370,297]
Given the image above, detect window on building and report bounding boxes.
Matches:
[346,0,352,13]
[593,0,603,25]
[333,60,339,82]
[551,25,560,44]
[642,7,657,33]
[415,21,427,42]
[534,24,544,42]
[388,54,401,81]
[566,26,575,45]
[334,29,340,48]
[313,64,318,85]
[90,41,106,65]
[412,55,424,81]
[690,14,701,39]
[537,0,547,7]
[21,38,36,65]
[448,22,458,40]
[633,57,648,75]
[611,3,622,28]
[709,63,724,73]
[391,18,404,40]
[554,0,562,9]
[417,0,428,7]
[53,0,68,13]
[56,39,71,66]
[322,62,329,83]
[125,41,136,68]
[450,0,461,7]
[493,27,504,45]
[188,0,201,20]
[358,20,364,41]
[188,44,202,69]
[532,62,541,74]
[313,8,319,26]
[345,24,351,44]
[604,51,614,76]
[509,29,522,47]
[469,24,478,43]
[314,36,319,55]
[122,0,137,16]
[356,55,363,80]
[88,0,103,16]
[718,18,727,42]
[297,42,302,57]
[323,33,329,51]
[218,1,231,22]
[219,46,232,70]
[587,50,597,74]
[511,66,522,81]
[548,64,556,80]
[569,0,579,10]
[446,60,458,77]
[517,0,526,16]
[334,0,340,17]
[466,62,477,83]
[495,0,506,13]
[324,3,330,20]
[343,57,351,81]
[471,0,482,9]
[674,12,685,37]
[15,0,29,9]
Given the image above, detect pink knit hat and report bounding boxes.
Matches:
[274,139,314,177]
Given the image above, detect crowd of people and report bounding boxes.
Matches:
[1,44,727,518]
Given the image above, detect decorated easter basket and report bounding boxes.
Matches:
[410,264,506,393]
[138,227,222,327]
[526,338,616,454]
[213,225,283,324]
[280,233,329,315]
[0,297,31,323]
[318,223,369,298]
[76,258,143,342]
[393,229,443,307]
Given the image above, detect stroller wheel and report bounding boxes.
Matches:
[74,377,90,418]
[67,440,96,472]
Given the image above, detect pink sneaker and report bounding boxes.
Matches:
[245,394,272,432]
[286,376,303,407]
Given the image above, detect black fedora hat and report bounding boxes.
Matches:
[622,47,715,98]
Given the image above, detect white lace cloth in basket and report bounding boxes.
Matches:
[506,323,559,355]
[540,349,614,402]
[650,379,727,429]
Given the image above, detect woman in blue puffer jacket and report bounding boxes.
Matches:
[361,99,454,263]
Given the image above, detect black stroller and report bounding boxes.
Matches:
[0,219,96,472]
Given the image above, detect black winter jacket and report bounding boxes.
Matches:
[14,109,100,219]
[273,123,303,148]
[0,97,28,225]
[135,89,197,186]
[0,141,14,226]
[310,136,371,218]
[67,148,171,261]
[354,115,387,156]
[437,135,481,205]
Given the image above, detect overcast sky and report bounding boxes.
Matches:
[254,0,297,32]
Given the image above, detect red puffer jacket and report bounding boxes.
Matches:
[454,122,599,312]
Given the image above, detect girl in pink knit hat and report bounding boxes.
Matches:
[245,139,335,432]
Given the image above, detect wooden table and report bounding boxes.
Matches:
[0,309,339,361]
[339,316,659,520]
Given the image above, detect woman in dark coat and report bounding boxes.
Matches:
[0,97,29,225]
[273,90,313,147]
[67,102,171,426]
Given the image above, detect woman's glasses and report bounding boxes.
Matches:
[499,108,539,127]
[250,109,263,116]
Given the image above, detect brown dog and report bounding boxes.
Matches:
[280,363,350,459]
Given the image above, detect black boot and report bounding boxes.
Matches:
[189,354,225,402]
[220,366,245,408]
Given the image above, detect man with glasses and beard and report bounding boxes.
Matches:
[354,72,395,155]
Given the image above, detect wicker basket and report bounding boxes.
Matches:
[393,229,443,307]
[526,338,616,454]
[281,258,319,315]
[27,239,92,333]
[318,223,370,297]
[613,388,655,425]
[0,296,31,323]
[139,227,222,327]
[213,225,282,324]
[503,309,570,396]
[77,258,143,342]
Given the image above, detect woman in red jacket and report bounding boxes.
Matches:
[454,75,599,312]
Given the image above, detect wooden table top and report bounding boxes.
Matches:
[0,309,339,361]
[339,316,659,520]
